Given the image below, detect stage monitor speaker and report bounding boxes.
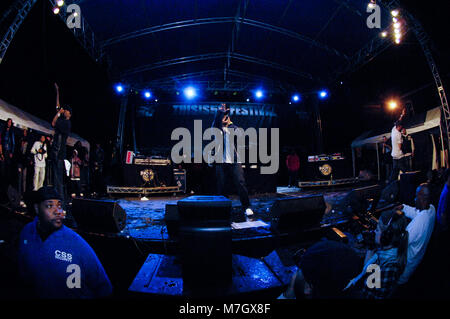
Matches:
[380,180,399,205]
[164,203,179,238]
[399,171,423,206]
[339,184,381,215]
[71,198,127,233]
[176,196,232,287]
[270,195,326,231]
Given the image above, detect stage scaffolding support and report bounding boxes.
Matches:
[116,95,129,161]
[0,0,38,64]
[0,0,103,65]
[334,1,450,166]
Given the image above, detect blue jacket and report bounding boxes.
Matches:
[18,218,112,298]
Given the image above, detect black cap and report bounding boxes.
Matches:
[34,186,63,204]
[299,240,362,297]
[64,106,73,114]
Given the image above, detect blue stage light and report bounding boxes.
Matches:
[319,89,329,99]
[184,86,197,99]
[254,89,264,99]
[292,94,301,103]
[115,84,124,94]
[143,91,152,99]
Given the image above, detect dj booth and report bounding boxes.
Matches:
[107,153,186,196]
[299,153,355,187]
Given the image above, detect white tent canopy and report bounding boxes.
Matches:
[351,106,441,148]
[0,98,90,151]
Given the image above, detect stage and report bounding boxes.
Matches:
[64,185,363,257]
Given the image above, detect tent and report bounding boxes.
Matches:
[0,98,90,152]
[350,106,446,179]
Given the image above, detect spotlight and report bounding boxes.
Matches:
[394,22,401,29]
[155,99,158,102]
[388,100,398,110]
[395,38,401,44]
[318,89,329,99]
[292,94,301,103]
[183,86,197,99]
[368,2,376,9]
[392,17,398,23]
[53,6,60,14]
[254,89,264,99]
[115,84,124,94]
[391,9,399,17]
[246,98,250,102]
[381,31,388,37]
[57,0,64,7]
[143,91,152,99]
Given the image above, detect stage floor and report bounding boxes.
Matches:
[105,186,357,244]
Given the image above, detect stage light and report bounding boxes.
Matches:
[368,1,376,9]
[143,91,152,99]
[388,100,398,110]
[292,94,301,103]
[246,98,250,102]
[392,17,398,23]
[115,84,124,94]
[381,31,388,37]
[395,38,401,44]
[318,89,329,99]
[254,89,264,99]
[391,9,399,17]
[394,22,401,29]
[53,6,60,14]
[183,86,197,99]
[155,99,158,102]
[57,0,64,7]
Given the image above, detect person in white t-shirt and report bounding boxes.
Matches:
[31,135,48,191]
[389,121,408,182]
[396,183,435,285]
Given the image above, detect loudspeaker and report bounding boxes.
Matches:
[164,203,179,238]
[380,181,399,205]
[71,198,127,233]
[177,196,232,287]
[271,195,326,231]
[339,185,381,215]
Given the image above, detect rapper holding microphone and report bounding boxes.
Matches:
[50,83,72,205]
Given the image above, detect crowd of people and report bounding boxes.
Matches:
[0,84,109,208]
[279,172,449,299]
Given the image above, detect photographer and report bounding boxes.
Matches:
[31,135,47,191]
[50,83,72,204]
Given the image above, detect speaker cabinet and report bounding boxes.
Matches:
[176,196,232,287]
[271,195,326,231]
[71,198,127,233]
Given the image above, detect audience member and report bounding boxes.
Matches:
[286,150,300,188]
[17,186,112,298]
[397,183,435,285]
[31,135,47,191]
[279,240,362,299]
[345,210,409,299]
[70,149,82,198]
[16,128,31,199]
[436,169,449,233]
[401,128,414,171]
[0,118,16,186]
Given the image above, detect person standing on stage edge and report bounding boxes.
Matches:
[212,103,254,216]
[50,83,72,205]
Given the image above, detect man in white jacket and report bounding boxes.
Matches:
[31,135,47,191]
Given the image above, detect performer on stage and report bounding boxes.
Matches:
[50,83,72,205]
[212,103,254,216]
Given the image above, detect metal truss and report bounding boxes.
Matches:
[132,69,297,94]
[101,16,348,60]
[0,0,38,64]
[48,0,103,62]
[379,0,450,153]
[122,52,314,81]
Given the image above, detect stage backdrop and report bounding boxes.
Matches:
[134,102,284,157]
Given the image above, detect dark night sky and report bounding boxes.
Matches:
[0,0,449,153]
